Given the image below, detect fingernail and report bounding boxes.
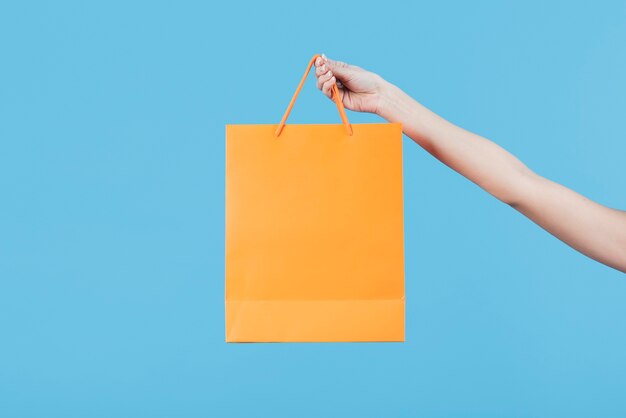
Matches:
[322,53,327,61]
[321,64,326,71]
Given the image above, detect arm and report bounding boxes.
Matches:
[315,55,626,273]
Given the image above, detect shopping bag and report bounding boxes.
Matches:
[226,54,404,342]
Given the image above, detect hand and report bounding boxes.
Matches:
[314,54,386,115]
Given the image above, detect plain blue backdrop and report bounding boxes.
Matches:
[1,1,626,417]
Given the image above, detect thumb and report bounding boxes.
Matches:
[322,54,354,80]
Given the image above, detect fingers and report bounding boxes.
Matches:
[322,75,337,99]
[314,55,336,99]
[316,69,333,90]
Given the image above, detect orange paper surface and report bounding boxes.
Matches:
[225,123,405,342]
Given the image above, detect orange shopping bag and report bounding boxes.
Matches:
[226,54,404,342]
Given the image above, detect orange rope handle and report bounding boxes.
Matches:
[275,54,353,137]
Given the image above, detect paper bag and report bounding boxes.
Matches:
[226,54,404,342]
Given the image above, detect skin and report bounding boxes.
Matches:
[314,54,626,273]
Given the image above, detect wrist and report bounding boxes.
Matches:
[374,79,445,145]
[375,79,407,121]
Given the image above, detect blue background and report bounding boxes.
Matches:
[1,1,625,416]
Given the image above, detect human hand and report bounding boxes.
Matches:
[314,54,387,115]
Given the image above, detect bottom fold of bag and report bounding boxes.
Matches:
[225,299,404,343]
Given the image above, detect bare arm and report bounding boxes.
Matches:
[315,55,626,273]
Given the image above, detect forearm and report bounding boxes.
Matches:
[376,81,626,272]
[377,81,533,205]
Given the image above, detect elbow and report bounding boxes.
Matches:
[484,181,531,210]
[499,190,524,209]
[611,230,626,273]
[495,169,541,210]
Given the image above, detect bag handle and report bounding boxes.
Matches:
[275,54,353,137]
